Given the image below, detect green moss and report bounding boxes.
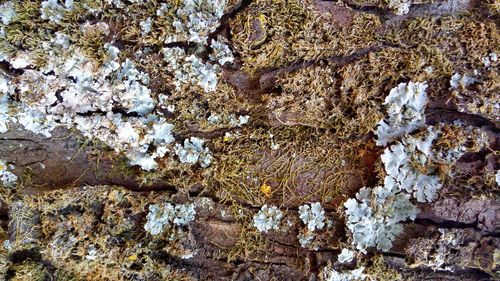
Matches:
[8,261,50,281]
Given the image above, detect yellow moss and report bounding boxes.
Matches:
[9,261,48,281]
[211,126,368,207]
[275,64,384,136]
[14,186,197,280]
[230,0,311,72]
[363,255,403,281]
[231,0,383,74]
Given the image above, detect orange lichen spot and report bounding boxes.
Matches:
[260,183,272,197]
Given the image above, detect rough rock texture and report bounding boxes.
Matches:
[0,0,499,280]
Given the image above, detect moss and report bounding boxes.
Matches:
[230,0,311,72]
[210,126,368,208]
[13,186,197,280]
[210,202,269,263]
[7,261,50,281]
[362,255,403,281]
[383,15,500,73]
[1,0,499,278]
[230,1,382,73]
[224,224,267,263]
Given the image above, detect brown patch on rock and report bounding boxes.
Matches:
[267,111,304,127]
[418,198,500,235]
[193,219,241,249]
[222,69,262,96]
[309,0,355,26]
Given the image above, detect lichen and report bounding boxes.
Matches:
[0,0,498,279]
[344,185,418,252]
[298,202,326,232]
[375,81,428,146]
[338,248,356,263]
[0,159,17,187]
[144,202,196,235]
[320,264,366,281]
[252,204,283,233]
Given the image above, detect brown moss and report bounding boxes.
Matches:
[210,126,369,208]
[230,1,382,73]
[363,255,403,281]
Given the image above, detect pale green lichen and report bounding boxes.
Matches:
[0,159,17,187]
[252,204,283,233]
[144,202,196,235]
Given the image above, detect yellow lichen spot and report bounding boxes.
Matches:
[127,254,138,262]
[257,14,267,25]
[223,135,231,142]
[260,183,271,197]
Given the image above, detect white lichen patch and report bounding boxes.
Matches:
[298,202,326,231]
[85,245,100,261]
[140,17,153,35]
[40,0,74,24]
[0,82,12,133]
[160,5,234,93]
[16,106,58,137]
[297,202,327,250]
[144,202,196,236]
[156,3,170,16]
[382,127,442,203]
[376,81,428,146]
[449,73,479,90]
[297,231,316,249]
[388,0,411,16]
[0,159,17,188]
[253,205,283,233]
[168,0,226,44]
[338,248,355,263]
[163,47,220,92]
[207,113,220,124]
[210,38,235,65]
[10,52,33,69]
[0,1,17,25]
[344,186,418,252]
[482,52,498,67]
[320,265,366,281]
[174,137,213,168]
[0,0,234,172]
[0,38,186,171]
[344,80,483,255]
[228,114,250,127]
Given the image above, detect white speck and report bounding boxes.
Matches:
[338,248,355,263]
[207,113,220,124]
[140,17,153,35]
[482,52,498,67]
